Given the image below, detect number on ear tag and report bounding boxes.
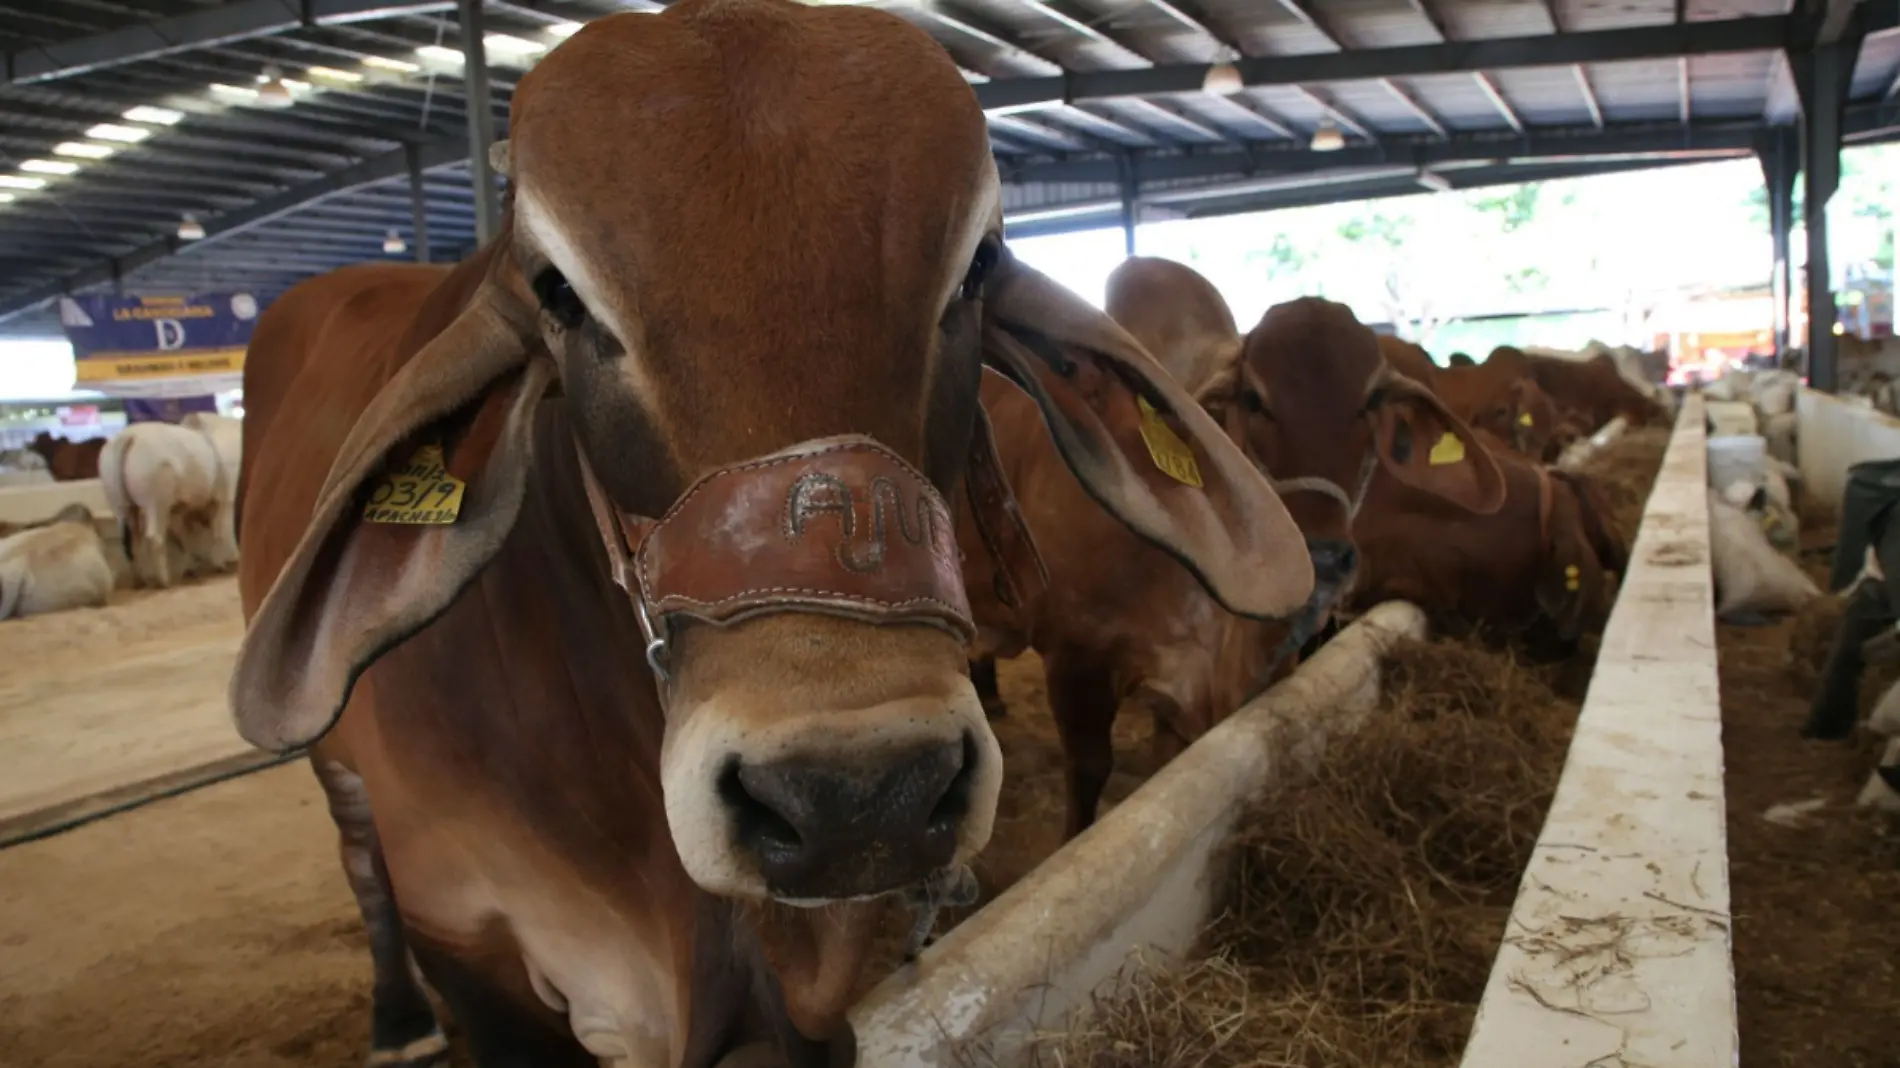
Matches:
[1136,396,1204,488]
[1428,432,1466,466]
[363,444,467,525]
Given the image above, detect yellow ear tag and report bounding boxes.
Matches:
[363,444,467,525]
[1563,564,1580,591]
[1518,411,1535,427]
[1136,396,1204,488]
[1427,431,1466,466]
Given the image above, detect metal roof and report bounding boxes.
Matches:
[0,0,1895,338]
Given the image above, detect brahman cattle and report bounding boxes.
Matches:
[965,257,1503,836]
[1351,444,1628,648]
[27,431,105,481]
[227,7,1313,1066]
[1375,335,1563,461]
[1489,344,1671,432]
[99,421,237,588]
[0,504,120,619]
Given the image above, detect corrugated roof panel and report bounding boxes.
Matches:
[1589,57,1692,121]
[1324,0,1444,48]
[1689,51,1775,118]
[1692,0,1789,16]
[1189,0,1339,57]
[1403,72,1528,127]
[1853,33,1900,98]
[1489,66,1595,125]
[1437,0,1565,40]
[1555,0,1674,32]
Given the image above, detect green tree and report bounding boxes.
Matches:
[1467,183,1541,233]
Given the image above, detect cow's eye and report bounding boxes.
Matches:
[533,268,587,330]
[960,240,1000,301]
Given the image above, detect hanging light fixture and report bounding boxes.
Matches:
[257,66,296,107]
[1309,119,1345,152]
[177,213,205,240]
[1202,47,1243,95]
[383,228,407,254]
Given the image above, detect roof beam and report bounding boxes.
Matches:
[973,14,1798,111]
[0,132,466,322]
[998,113,1900,186]
[4,0,455,85]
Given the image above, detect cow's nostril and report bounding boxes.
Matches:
[723,735,972,900]
[718,757,803,859]
[927,730,980,834]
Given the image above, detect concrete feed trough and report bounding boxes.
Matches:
[847,397,1729,1068]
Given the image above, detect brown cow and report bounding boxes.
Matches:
[1489,344,1669,432]
[227,7,1314,1066]
[1376,333,1440,386]
[28,432,105,480]
[1351,442,1627,647]
[967,268,1505,837]
[1373,338,1563,461]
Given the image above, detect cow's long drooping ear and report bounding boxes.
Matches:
[980,252,1312,621]
[1371,377,1508,516]
[230,286,551,753]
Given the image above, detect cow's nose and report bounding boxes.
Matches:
[720,732,978,900]
[1306,536,1359,593]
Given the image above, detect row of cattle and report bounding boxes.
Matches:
[0,413,242,619]
[966,256,1670,835]
[211,8,1683,1065]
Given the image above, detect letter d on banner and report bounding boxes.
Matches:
[154,319,186,350]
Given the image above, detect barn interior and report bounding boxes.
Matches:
[0,0,1897,1065]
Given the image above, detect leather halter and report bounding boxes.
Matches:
[571,430,1047,682]
[1534,466,1555,550]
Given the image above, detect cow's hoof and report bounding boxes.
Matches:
[367,1031,450,1068]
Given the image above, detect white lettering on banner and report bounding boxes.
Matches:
[153,319,187,350]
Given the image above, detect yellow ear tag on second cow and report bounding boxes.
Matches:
[1427,432,1466,466]
[1136,396,1204,488]
[1518,411,1535,427]
[363,444,467,525]
[1564,564,1581,591]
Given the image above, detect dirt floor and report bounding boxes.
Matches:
[1721,526,1900,1067]
[0,575,247,834]
[0,630,1112,1067]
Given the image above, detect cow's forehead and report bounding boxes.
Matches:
[506,5,995,276]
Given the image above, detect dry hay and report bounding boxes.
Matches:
[1011,638,1582,1068]
[1575,426,1672,547]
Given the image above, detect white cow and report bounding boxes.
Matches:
[99,422,237,588]
[179,411,241,487]
[0,504,117,620]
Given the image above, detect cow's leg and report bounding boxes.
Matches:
[1802,580,1893,739]
[311,759,448,1067]
[143,506,173,589]
[406,942,596,1068]
[1043,650,1117,839]
[970,655,1007,719]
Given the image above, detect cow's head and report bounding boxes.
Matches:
[231,0,1308,946]
[1198,297,1506,607]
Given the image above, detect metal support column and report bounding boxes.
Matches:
[1792,23,1862,392]
[1118,155,1138,258]
[458,0,500,244]
[405,143,432,264]
[1756,127,1798,360]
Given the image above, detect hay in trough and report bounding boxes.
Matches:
[1574,425,1672,547]
[1013,637,1582,1068]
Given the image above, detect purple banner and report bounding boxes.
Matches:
[124,395,220,424]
